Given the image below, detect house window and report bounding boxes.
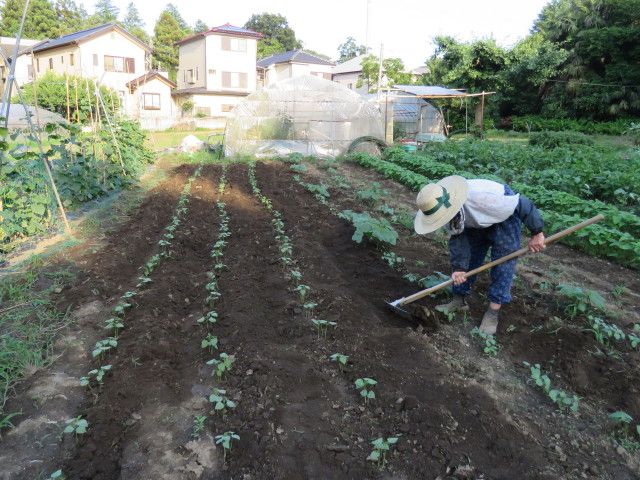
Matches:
[48,58,53,69]
[142,93,161,110]
[184,69,195,84]
[36,58,40,72]
[69,54,74,66]
[195,106,210,116]
[221,37,247,52]
[93,54,98,66]
[104,56,135,73]
[27,64,34,80]
[60,56,64,64]
[221,104,234,112]
[221,71,247,89]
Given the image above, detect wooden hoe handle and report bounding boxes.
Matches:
[396,214,605,307]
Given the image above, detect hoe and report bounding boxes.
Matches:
[387,214,605,321]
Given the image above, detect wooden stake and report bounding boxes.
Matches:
[65,74,71,122]
[74,77,80,123]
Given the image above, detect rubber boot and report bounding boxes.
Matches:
[479,308,499,335]
[435,294,469,314]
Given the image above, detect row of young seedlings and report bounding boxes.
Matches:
[192,166,240,462]
[59,166,205,458]
[249,162,397,469]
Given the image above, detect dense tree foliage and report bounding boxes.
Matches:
[0,0,60,39]
[194,19,209,33]
[358,55,411,92]
[244,13,301,58]
[423,0,640,119]
[337,37,367,63]
[122,2,149,44]
[152,7,187,80]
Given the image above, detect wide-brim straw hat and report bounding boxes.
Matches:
[414,175,469,234]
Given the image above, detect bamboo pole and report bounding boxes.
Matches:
[65,74,71,123]
[94,81,126,175]
[74,77,80,123]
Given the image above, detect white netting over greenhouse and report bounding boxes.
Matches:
[224,76,385,158]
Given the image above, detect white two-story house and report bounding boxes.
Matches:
[32,23,176,127]
[174,24,262,119]
[257,50,334,88]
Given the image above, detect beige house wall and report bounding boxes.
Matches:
[204,34,257,92]
[176,38,206,90]
[131,77,177,130]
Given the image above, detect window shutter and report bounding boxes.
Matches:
[93,54,98,66]
[126,58,135,73]
[222,71,231,88]
[240,73,247,89]
[221,37,231,51]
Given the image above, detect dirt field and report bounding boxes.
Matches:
[1,160,639,479]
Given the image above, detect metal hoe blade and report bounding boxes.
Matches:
[385,299,412,320]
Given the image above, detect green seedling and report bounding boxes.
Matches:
[215,431,240,462]
[355,377,377,404]
[202,334,219,352]
[137,276,152,287]
[524,362,580,413]
[329,353,349,372]
[435,305,455,322]
[197,311,218,325]
[112,302,132,317]
[207,353,235,378]
[470,327,499,356]
[289,270,302,283]
[47,470,65,480]
[92,338,117,358]
[311,319,337,339]
[609,411,640,452]
[303,302,318,314]
[403,273,420,283]
[158,239,171,247]
[104,318,124,337]
[295,284,311,302]
[381,251,405,269]
[0,411,21,433]
[214,262,227,271]
[586,315,626,349]
[192,415,207,439]
[63,416,88,436]
[121,291,136,299]
[143,254,162,276]
[206,291,222,305]
[367,435,400,469]
[556,283,606,319]
[208,388,237,416]
[80,365,112,386]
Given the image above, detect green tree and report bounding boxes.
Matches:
[55,0,88,34]
[152,8,184,80]
[122,2,149,44]
[357,54,411,92]
[337,36,367,63]
[90,0,119,24]
[0,0,60,39]
[165,3,191,34]
[534,0,640,118]
[244,13,301,58]
[194,19,208,33]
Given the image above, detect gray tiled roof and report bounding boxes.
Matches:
[257,50,334,68]
[32,23,151,53]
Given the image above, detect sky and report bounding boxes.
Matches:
[78,0,551,68]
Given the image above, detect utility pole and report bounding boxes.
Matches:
[377,43,384,97]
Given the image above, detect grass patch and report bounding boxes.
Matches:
[145,129,223,151]
[0,255,74,431]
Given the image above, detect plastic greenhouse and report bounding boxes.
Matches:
[224,76,385,158]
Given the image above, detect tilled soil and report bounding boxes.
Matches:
[1,160,639,479]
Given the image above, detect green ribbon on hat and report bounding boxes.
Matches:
[422,186,452,216]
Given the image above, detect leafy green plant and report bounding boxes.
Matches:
[215,431,240,462]
[80,365,112,387]
[208,388,237,416]
[192,415,207,439]
[92,338,117,358]
[367,435,399,469]
[356,182,388,204]
[524,362,579,413]
[290,270,303,283]
[311,319,337,339]
[104,318,124,337]
[355,377,377,404]
[338,210,398,246]
[290,164,307,173]
[112,302,132,317]
[329,353,349,372]
[609,411,640,453]
[381,251,405,268]
[556,284,606,318]
[201,334,219,352]
[586,315,626,349]
[295,284,311,302]
[63,416,88,436]
[47,470,65,480]
[197,311,218,325]
[470,327,499,356]
[207,353,235,378]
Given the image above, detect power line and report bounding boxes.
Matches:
[546,79,640,88]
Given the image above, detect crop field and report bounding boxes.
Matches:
[1,146,640,479]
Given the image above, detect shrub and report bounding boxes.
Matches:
[508,115,636,135]
[529,131,594,149]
